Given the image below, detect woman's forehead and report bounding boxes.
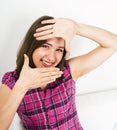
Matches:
[46,38,65,47]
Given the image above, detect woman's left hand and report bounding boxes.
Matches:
[34,18,77,52]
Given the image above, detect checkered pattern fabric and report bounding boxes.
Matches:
[2,61,83,130]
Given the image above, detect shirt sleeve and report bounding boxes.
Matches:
[1,71,18,89]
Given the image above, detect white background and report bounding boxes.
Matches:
[0,0,117,130]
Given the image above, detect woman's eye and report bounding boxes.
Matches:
[57,49,64,52]
[42,45,49,48]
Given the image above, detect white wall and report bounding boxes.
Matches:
[0,0,117,129]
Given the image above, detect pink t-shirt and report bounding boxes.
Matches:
[2,61,83,130]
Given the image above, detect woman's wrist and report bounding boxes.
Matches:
[13,81,28,96]
[75,22,83,36]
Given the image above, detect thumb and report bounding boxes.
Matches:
[65,39,70,52]
[23,54,29,69]
[65,40,70,59]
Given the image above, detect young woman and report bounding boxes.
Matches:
[0,15,117,130]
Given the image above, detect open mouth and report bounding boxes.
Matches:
[40,59,54,67]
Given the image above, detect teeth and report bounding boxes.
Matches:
[42,60,53,66]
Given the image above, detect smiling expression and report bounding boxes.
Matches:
[32,38,65,68]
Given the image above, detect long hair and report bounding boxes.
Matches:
[16,16,66,75]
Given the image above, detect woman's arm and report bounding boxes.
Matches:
[0,54,62,129]
[0,84,27,130]
[34,18,117,80]
[69,23,117,80]
[76,23,117,49]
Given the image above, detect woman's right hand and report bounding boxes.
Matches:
[34,18,78,52]
[16,54,63,90]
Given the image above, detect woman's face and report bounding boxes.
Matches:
[32,38,65,68]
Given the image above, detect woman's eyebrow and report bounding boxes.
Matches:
[45,42,65,49]
[58,46,65,49]
[44,42,52,46]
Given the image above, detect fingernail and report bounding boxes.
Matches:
[60,71,63,74]
[24,54,27,58]
[41,21,45,24]
[36,29,39,32]
[59,74,62,77]
[36,38,41,41]
[33,34,36,37]
[56,68,60,71]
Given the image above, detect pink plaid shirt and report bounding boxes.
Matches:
[2,61,83,130]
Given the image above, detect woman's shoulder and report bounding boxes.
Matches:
[1,70,19,89]
[63,60,71,75]
[63,60,70,70]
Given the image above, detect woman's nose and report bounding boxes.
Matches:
[47,51,56,62]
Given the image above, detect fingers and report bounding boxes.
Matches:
[41,72,62,85]
[32,67,63,87]
[34,29,53,37]
[34,19,56,40]
[37,67,63,77]
[38,67,60,73]
[35,33,54,40]
[23,54,29,69]
[34,25,54,40]
[41,19,56,24]
[36,67,63,85]
[41,70,63,78]
[36,25,53,32]
[65,40,70,52]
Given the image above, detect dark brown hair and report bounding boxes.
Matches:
[16,15,66,75]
